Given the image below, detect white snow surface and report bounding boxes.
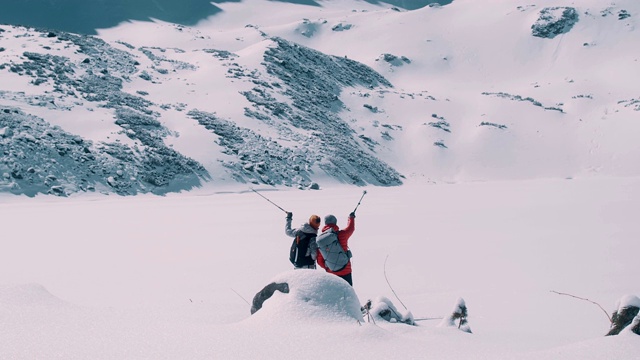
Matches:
[616,295,640,311]
[1,177,640,359]
[1,0,640,359]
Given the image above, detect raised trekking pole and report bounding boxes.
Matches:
[250,188,288,214]
[352,190,367,214]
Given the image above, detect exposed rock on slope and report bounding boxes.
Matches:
[531,7,579,39]
[0,27,207,196]
[0,26,402,195]
[246,37,402,186]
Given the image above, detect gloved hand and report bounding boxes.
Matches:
[286,212,293,220]
[349,212,356,218]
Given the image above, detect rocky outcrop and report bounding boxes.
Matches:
[532,7,579,39]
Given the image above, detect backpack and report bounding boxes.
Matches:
[316,228,351,272]
[289,232,316,267]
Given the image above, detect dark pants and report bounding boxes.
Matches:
[338,273,353,286]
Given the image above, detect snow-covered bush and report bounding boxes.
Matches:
[438,297,472,333]
[362,296,414,325]
[606,295,640,336]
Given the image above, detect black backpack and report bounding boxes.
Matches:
[289,232,316,267]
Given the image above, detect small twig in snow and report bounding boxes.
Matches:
[384,255,408,310]
[414,317,444,322]
[231,288,251,306]
[550,290,612,323]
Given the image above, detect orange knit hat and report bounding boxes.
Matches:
[309,215,321,229]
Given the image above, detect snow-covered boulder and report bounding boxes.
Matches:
[606,295,640,336]
[249,270,363,323]
[531,7,579,39]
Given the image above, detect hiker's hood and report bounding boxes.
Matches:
[300,223,318,234]
[322,224,339,232]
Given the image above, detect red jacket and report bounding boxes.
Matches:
[317,216,355,276]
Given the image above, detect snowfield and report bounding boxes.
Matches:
[1,177,639,359]
[1,0,639,359]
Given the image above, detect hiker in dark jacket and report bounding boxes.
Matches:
[317,212,356,286]
[285,212,320,269]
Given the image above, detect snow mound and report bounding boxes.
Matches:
[615,295,640,310]
[248,270,362,323]
[0,283,68,307]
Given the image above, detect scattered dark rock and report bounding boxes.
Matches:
[331,23,353,31]
[434,141,447,148]
[376,53,411,66]
[482,92,564,113]
[363,104,379,113]
[428,121,451,132]
[480,121,507,129]
[202,49,237,60]
[618,10,631,20]
[618,98,640,111]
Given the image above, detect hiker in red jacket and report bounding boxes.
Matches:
[317,212,356,286]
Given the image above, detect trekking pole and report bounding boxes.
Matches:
[250,188,288,214]
[352,190,367,214]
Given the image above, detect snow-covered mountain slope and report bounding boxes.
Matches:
[1,0,638,196]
